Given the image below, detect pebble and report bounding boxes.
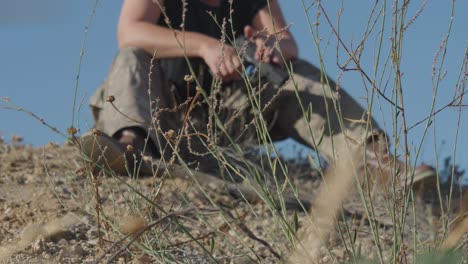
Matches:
[208,182,218,190]
[41,252,52,259]
[58,244,85,260]
[31,237,46,253]
[87,238,99,246]
[58,239,69,247]
[26,174,39,184]
[86,228,99,239]
[322,255,330,262]
[68,244,85,257]
[60,186,72,198]
[331,248,345,259]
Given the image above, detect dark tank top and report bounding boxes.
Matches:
[157,0,267,97]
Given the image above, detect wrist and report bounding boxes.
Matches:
[197,36,218,58]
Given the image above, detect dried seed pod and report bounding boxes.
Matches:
[106,95,115,102]
[91,128,101,136]
[208,142,216,151]
[67,127,77,136]
[165,129,177,140]
[119,215,146,235]
[126,144,134,152]
[184,74,194,82]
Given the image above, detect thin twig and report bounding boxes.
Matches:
[407,90,468,131]
[224,210,282,260]
[403,0,427,32]
[93,208,197,264]
[71,0,99,129]
[317,2,402,111]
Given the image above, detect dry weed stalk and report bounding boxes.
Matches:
[440,192,468,250]
[92,208,198,264]
[286,145,364,263]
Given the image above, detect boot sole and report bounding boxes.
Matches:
[80,131,129,175]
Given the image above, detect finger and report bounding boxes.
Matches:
[226,47,241,69]
[227,60,241,81]
[229,57,242,80]
[255,46,265,61]
[244,25,255,38]
[264,48,274,63]
[231,56,242,71]
[254,38,265,61]
[272,55,280,64]
[213,69,222,80]
[258,47,272,63]
[211,60,224,79]
[270,49,284,66]
[225,60,236,76]
[272,55,284,67]
[222,61,239,81]
[218,63,228,79]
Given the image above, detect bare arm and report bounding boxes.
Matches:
[117,0,241,80]
[250,0,299,62]
[118,0,214,58]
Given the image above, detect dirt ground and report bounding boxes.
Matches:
[0,140,466,263]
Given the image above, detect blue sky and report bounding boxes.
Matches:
[0,1,467,183]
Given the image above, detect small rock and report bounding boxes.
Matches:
[208,182,219,190]
[86,228,99,239]
[31,237,47,253]
[15,176,26,184]
[321,255,330,262]
[55,179,65,185]
[331,248,345,259]
[59,244,85,259]
[59,186,72,199]
[41,251,52,259]
[69,244,84,257]
[87,238,99,246]
[58,239,69,247]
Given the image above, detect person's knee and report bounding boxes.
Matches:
[282,58,335,94]
[290,58,321,78]
[114,47,152,67]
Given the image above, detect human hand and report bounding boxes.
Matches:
[243,25,282,65]
[199,38,242,81]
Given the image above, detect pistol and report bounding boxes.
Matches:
[233,35,289,87]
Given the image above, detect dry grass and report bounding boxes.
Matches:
[1,0,467,263]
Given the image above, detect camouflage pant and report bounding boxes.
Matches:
[89,47,381,165]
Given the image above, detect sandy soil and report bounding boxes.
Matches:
[0,141,466,263]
